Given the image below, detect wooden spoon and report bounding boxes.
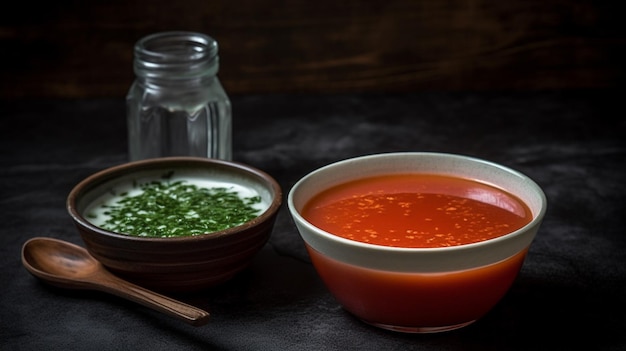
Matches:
[21,237,210,326]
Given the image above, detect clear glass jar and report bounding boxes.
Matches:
[126,31,232,161]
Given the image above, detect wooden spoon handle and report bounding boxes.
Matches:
[97,273,210,326]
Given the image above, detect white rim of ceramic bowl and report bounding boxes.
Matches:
[287,152,547,272]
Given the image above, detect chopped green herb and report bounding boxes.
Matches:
[96,178,262,238]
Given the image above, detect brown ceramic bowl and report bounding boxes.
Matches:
[67,157,282,292]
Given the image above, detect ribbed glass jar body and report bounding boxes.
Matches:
[127,31,232,161]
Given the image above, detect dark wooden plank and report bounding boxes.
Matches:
[1,0,623,98]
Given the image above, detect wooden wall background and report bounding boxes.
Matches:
[1,0,624,99]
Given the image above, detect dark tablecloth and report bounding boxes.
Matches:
[1,91,625,350]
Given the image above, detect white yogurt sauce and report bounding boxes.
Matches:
[85,175,269,229]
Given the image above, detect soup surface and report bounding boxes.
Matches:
[85,171,268,238]
[301,173,532,248]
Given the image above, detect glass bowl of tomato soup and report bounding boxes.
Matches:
[287,152,546,333]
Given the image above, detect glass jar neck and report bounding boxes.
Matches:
[133,31,219,80]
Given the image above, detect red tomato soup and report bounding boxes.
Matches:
[306,245,528,327]
[301,173,534,328]
[302,173,532,248]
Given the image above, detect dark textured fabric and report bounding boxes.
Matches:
[1,91,624,350]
